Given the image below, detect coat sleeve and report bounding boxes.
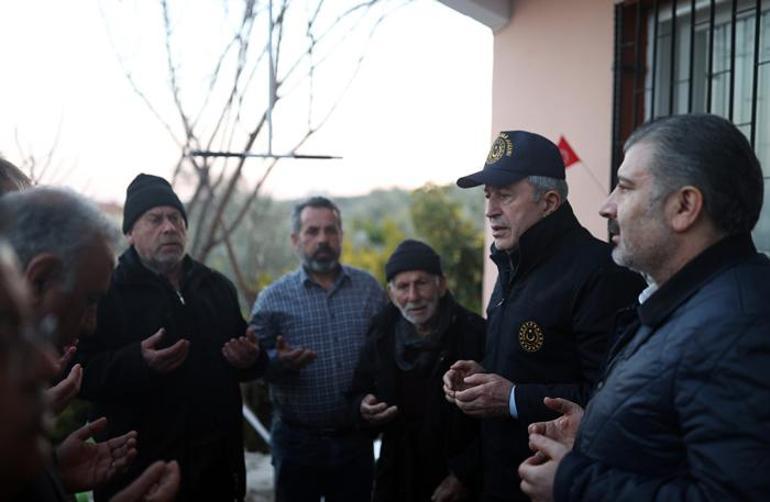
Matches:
[221,278,268,382]
[233,312,270,382]
[554,317,770,502]
[76,294,155,401]
[515,266,644,423]
[346,324,381,429]
[446,313,486,492]
[233,346,269,382]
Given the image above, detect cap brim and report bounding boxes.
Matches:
[456,168,527,188]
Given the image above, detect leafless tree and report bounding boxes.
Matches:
[11,126,77,187]
[101,0,405,304]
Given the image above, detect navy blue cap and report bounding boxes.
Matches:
[456,131,565,188]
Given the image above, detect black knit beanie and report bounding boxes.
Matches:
[385,239,443,282]
[122,173,188,234]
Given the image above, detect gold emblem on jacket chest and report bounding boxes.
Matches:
[519,321,544,352]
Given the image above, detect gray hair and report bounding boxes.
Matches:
[291,196,342,234]
[625,114,763,235]
[0,187,120,290]
[527,175,568,202]
[0,157,32,195]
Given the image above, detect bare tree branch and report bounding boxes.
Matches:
[104,0,398,297]
[98,1,184,148]
[278,0,379,86]
[221,221,257,305]
[160,0,198,150]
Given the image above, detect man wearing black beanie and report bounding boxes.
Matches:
[121,173,188,235]
[75,173,268,501]
[349,239,486,501]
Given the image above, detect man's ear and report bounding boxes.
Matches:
[126,231,134,245]
[668,186,704,233]
[290,232,299,248]
[23,253,63,304]
[541,190,562,217]
[386,283,398,306]
[437,276,448,298]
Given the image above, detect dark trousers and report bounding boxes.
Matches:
[271,418,374,502]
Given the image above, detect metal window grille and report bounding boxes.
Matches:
[612,0,770,252]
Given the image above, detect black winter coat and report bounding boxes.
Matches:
[349,295,486,502]
[556,233,770,501]
[482,202,644,501]
[76,247,267,501]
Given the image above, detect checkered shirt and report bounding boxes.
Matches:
[250,265,386,428]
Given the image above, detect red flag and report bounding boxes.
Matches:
[558,136,580,168]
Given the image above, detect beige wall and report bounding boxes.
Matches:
[482,0,616,303]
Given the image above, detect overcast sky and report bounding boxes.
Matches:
[0,0,492,203]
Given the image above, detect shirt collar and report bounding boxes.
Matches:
[121,246,196,285]
[637,283,658,304]
[638,233,757,327]
[490,201,580,275]
[299,264,350,290]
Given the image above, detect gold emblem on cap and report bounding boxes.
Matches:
[518,321,544,352]
[486,132,514,165]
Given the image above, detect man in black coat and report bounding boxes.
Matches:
[519,114,770,502]
[75,174,267,501]
[444,131,644,501]
[349,240,485,502]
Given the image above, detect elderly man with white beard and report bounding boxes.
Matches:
[349,239,486,502]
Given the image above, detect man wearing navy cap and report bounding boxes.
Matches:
[443,131,643,501]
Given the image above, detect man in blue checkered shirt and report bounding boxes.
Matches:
[250,196,386,502]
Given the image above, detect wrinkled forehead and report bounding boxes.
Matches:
[483,178,532,195]
[140,205,184,220]
[300,206,340,229]
[390,270,440,286]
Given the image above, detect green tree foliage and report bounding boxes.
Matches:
[342,217,406,285]
[410,184,484,314]
[339,183,485,313]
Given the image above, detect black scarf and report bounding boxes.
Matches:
[393,294,453,374]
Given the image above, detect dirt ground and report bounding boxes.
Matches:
[245,452,274,502]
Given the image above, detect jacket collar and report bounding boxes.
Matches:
[638,232,757,328]
[374,292,459,338]
[116,246,200,287]
[490,201,581,276]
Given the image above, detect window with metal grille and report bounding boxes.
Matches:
[612,0,770,253]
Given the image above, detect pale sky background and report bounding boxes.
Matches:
[0,0,492,204]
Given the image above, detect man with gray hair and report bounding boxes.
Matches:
[0,187,180,501]
[0,156,31,194]
[251,195,386,502]
[0,186,120,413]
[443,131,644,501]
[519,114,770,502]
[0,187,119,348]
